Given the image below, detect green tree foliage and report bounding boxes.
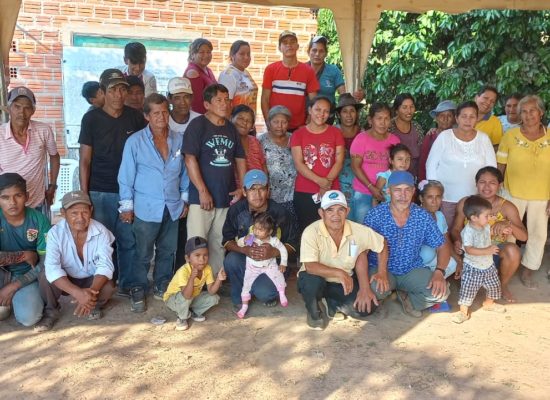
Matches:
[317,9,550,127]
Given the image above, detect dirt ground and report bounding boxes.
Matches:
[1,258,550,400]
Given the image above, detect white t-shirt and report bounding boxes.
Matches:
[426,129,496,202]
[461,223,493,269]
[169,111,200,135]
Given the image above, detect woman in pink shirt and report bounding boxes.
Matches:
[184,38,217,114]
[350,102,400,223]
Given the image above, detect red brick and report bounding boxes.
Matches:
[43,3,59,15]
[78,5,93,17]
[220,15,233,26]
[160,11,174,23]
[190,14,204,25]
[263,20,276,29]
[175,13,189,24]
[197,2,214,13]
[23,1,41,14]
[205,15,219,25]
[127,8,143,20]
[144,9,160,21]
[111,7,127,20]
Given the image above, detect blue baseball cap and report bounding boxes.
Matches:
[243,169,268,189]
[388,171,415,187]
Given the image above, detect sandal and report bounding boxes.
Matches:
[452,312,470,324]
[396,290,422,318]
[520,274,538,290]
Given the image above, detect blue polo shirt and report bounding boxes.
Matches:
[314,63,345,105]
[364,203,444,275]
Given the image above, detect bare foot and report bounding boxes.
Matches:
[520,269,538,290]
[502,286,516,303]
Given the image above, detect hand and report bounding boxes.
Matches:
[190,266,199,280]
[454,262,463,280]
[369,271,390,294]
[339,270,354,295]
[354,287,379,314]
[119,211,134,224]
[426,270,447,299]
[489,245,500,255]
[279,265,287,273]
[229,188,243,205]
[21,251,38,267]
[217,268,227,281]
[352,89,365,102]
[491,221,511,237]
[454,240,463,255]
[0,282,18,306]
[370,186,385,202]
[45,186,56,206]
[72,288,98,317]
[179,204,189,219]
[247,243,278,261]
[199,189,213,211]
[316,177,331,191]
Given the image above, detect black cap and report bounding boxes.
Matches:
[185,236,208,255]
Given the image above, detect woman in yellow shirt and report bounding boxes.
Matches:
[497,95,550,289]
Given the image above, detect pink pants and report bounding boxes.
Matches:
[241,259,286,301]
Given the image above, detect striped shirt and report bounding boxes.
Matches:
[0,120,58,207]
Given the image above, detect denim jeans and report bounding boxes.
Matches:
[351,191,373,224]
[89,191,136,291]
[223,252,278,305]
[132,207,178,292]
[0,269,43,327]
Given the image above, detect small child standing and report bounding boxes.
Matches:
[373,143,412,205]
[236,212,288,319]
[453,195,506,324]
[163,236,226,331]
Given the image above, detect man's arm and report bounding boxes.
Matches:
[353,251,379,313]
[304,262,353,295]
[51,276,97,316]
[450,197,467,253]
[184,154,213,210]
[369,239,390,293]
[79,144,93,193]
[45,153,61,205]
[117,139,137,222]
[260,88,271,122]
[0,251,26,266]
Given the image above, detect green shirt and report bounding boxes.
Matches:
[0,207,50,276]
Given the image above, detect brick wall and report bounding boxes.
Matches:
[9,0,318,154]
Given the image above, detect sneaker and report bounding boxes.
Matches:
[87,309,103,321]
[130,287,146,313]
[191,312,206,322]
[153,287,165,301]
[306,300,328,330]
[321,298,345,321]
[396,290,422,318]
[33,315,57,332]
[175,318,189,331]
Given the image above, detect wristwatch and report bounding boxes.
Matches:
[435,267,446,275]
[48,184,58,190]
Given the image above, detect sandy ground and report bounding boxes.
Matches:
[1,259,550,400]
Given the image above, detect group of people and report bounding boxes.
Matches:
[1,30,549,332]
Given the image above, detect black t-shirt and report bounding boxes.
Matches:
[182,115,245,208]
[79,106,146,193]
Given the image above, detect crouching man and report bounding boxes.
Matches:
[36,191,116,331]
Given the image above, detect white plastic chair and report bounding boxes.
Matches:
[50,158,79,220]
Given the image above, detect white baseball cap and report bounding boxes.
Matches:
[320,190,347,210]
[167,77,193,95]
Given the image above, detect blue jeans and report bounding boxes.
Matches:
[224,252,278,305]
[351,191,373,224]
[132,207,178,292]
[90,191,136,291]
[0,269,43,327]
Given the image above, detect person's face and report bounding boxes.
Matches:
[308,42,327,66]
[204,91,230,119]
[145,102,170,131]
[169,93,192,116]
[8,97,35,129]
[308,99,331,126]
[0,186,27,218]
[318,204,349,231]
[268,114,289,137]
[390,150,411,172]
[192,45,212,68]
[456,107,478,131]
[104,84,128,111]
[186,248,209,270]
[125,85,145,110]
[471,209,491,227]
[91,89,105,108]
[420,186,443,214]
[476,172,500,199]
[279,36,298,57]
[231,45,251,71]
[475,90,497,115]
[244,184,269,211]
[520,101,544,128]
[504,97,519,121]
[435,110,455,130]
[252,223,272,241]
[232,111,255,137]
[389,184,415,208]
[338,106,358,128]
[62,203,92,232]
[369,110,391,135]
[396,99,415,122]
[125,58,146,76]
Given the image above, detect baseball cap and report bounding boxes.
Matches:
[243,169,268,189]
[7,87,36,107]
[279,30,297,45]
[429,100,457,118]
[99,68,129,90]
[62,190,92,209]
[185,236,208,255]
[167,77,193,95]
[387,171,415,187]
[320,190,347,210]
